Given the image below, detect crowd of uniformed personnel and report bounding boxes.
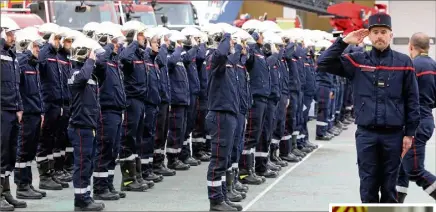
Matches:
[0,11,435,212]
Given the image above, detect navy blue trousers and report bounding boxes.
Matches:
[287,91,299,137]
[334,83,344,122]
[68,128,96,203]
[299,95,313,147]
[316,86,331,137]
[141,103,159,175]
[192,98,208,154]
[206,111,237,202]
[1,110,19,179]
[240,98,267,170]
[153,103,169,165]
[166,105,187,161]
[272,95,288,153]
[231,112,246,169]
[14,114,41,185]
[255,99,277,172]
[93,110,122,193]
[397,117,436,198]
[180,94,198,161]
[120,98,145,161]
[355,126,403,203]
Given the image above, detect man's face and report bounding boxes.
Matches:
[368,27,392,50]
[150,36,159,52]
[257,32,264,45]
[63,38,72,50]
[111,39,119,53]
[137,32,145,46]
[6,31,16,47]
[32,42,40,58]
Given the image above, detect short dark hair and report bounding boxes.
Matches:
[410,32,430,52]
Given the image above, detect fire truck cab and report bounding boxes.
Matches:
[2,1,118,31]
[1,13,44,29]
[115,1,157,27]
[148,0,199,30]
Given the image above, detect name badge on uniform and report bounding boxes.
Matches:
[376,79,386,88]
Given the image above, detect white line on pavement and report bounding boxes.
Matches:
[242,144,324,211]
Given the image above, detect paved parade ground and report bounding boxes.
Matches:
[10,121,436,211]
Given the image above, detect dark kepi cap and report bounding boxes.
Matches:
[368,13,392,30]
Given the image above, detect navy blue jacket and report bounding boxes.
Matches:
[317,37,420,136]
[315,50,334,88]
[156,44,170,103]
[18,50,43,114]
[144,48,161,106]
[246,43,271,99]
[414,54,436,118]
[266,52,281,103]
[168,46,190,105]
[68,58,100,129]
[303,54,316,96]
[1,40,23,111]
[284,42,301,92]
[206,33,240,115]
[94,44,126,112]
[296,44,306,91]
[119,41,148,101]
[39,43,71,109]
[196,44,208,100]
[278,50,289,98]
[237,50,251,114]
[183,45,200,95]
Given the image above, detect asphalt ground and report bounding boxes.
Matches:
[8,120,436,211]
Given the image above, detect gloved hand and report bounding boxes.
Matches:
[191,36,198,46]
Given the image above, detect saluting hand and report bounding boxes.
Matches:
[343,29,369,45]
[401,136,413,158]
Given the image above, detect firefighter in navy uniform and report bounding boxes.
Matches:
[118,21,151,192]
[206,32,242,211]
[153,32,178,176]
[396,32,436,201]
[1,19,27,211]
[317,13,420,203]
[37,24,71,190]
[13,30,46,200]
[67,37,105,211]
[91,25,127,200]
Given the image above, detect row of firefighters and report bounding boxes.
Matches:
[0,20,357,211]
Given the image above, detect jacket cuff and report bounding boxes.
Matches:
[404,127,417,137]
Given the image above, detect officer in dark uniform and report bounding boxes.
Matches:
[92,31,127,200]
[14,35,46,200]
[317,13,420,203]
[396,32,436,201]
[206,32,241,211]
[1,22,27,211]
[118,25,150,192]
[153,34,177,176]
[67,42,104,211]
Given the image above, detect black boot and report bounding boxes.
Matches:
[93,189,120,201]
[135,158,155,188]
[267,159,281,172]
[291,136,306,158]
[153,163,176,176]
[233,168,248,193]
[167,157,190,171]
[194,151,211,162]
[120,160,148,192]
[38,161,63,190]
[209,200,237,211]
[280,152,300,162]
[2,177,27,208]
[183,156,200,166]
[142,163,163,183]
[74,199,104,211]
[226,171,243,202]
[0,182,14,211]
[238,154,263,185]
[16,184,43,199]
[108,175,126,198]
[256,169,278,178]
[50,160,69,188]
[270,153,288,167]
[27,166,46,197]
[397,192,407,203]
[230,170,246,199]
[430,190,436,200]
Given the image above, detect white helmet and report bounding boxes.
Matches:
[15,27,44,52]
[71,36,105,62]
[259,20,282,34]
[181,26,201,37]
[168,30,186,42]
[241,19,262,34]
[1,15,20,34]
[38,23,60,41]
[83,22,100,38]
[95,23,125,46]
[263,31,283,45]
[122,20,147,34]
